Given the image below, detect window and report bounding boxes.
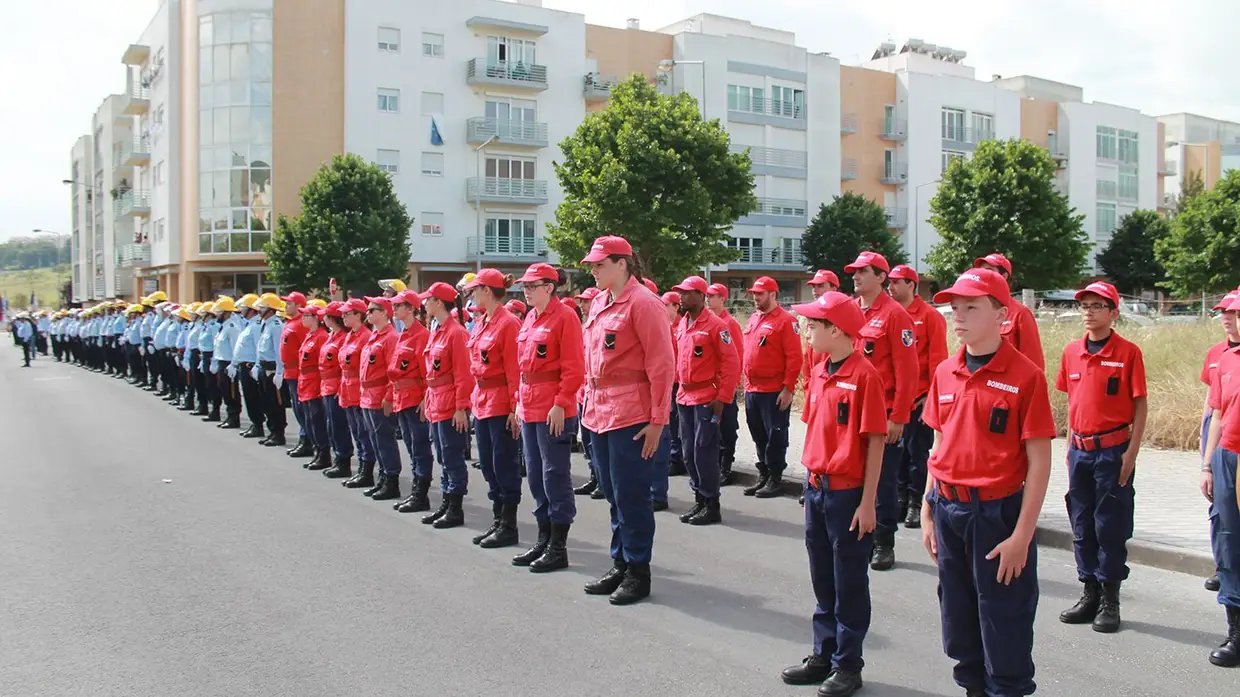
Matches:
[485,99,536,123]
[883,105,896,133]
[484,215,537,254]
[155,160,166,184]
[942,108,966,141]
[156,218,166,242]
[884,148,895,177]
[1118,164,1138,200]
[420,152,444,176]
[485,156,535,179]
[942,150,966,172]
[378,27,400,52]
[1118,129,1139,164]
[1096,203,1117,244]
[420,212,444,236]
[377,88,400,113]
[727,85,764,114]
[971,112,993,142]
[769,85,804,118]
[1096,126,1117,160]
[153,104,165,129]
[420,91,444,114]
[486,35,535,65]
[422,32,444,57]
[1097,179,1117,199]
[377,149,400,174]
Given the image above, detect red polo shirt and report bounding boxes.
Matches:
[716,308,745,379]
[674,310,741,407]
[903,296,948,398]
[516,298,585,422]
[1209,346,1240,453]
[318,330,347,398]
[742,305,801,393]
[467,306,521,419]
[1202,339,1233,406]
[388,322,430,413]
[801,351,888,485]
[1055,331,1147,436]
[423,320,473,423]
[855,292,918,424]
[1001,300,1045,371]
[296,327,328,402]
[280,318,309,379]
[923,341,1057,490]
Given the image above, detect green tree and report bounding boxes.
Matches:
[801,193,908,294]
[1171,169,1206,217]
[925,138,1088,289]
[1156,169,1240,296]
[265,153,412,296]
[1096,210,1169,295]
[546,74,757,291]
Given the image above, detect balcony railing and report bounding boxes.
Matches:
[881,117,908,140]
[885,206,908,229]
[466,58,548,90]
[466,236,548,260]
[584,74,618,101]
[729,144,807,170]
[117,243,150,266]
[116,190,151,217]
[1096,180,1118,199]
[730,97,805,121]
[466,177,548,205]
[881,161,908,184]
[841,112,858,133]
[752,197,808,217]
[123,81,150,115]
[466,117,548,148]
[1161,160,1178,175]
[730,242,804,268]
[942,125,993,145]
[117,134,150,167]
[841,157,858,180]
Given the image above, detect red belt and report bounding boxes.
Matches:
[680,379,717,392]
[935,480,1024,503]
[342,370,360,379]
[321,370,341,380]
[1070,425,1131,452]
[362,378,388,389]
[476,376,508,389]
[299,367,319,376]
[806,472,863,491]
[393,377,426,390]
[587,370,648,389]
[521,371,560,385]
[427,376,453,388]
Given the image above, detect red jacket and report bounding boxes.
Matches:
[360,324,398,410]
[424,319,472,423]
[517,298,585,422]
[280,319,310,379]
[388,322,430,413]
[674,310,741,406]
[855,292,918,424]
[903,296,949,398]
[296,327,328,402]
[319,330,347,398]
[468,306,521,419]
[337,326,372,409]
[1002,299,1046,371]
[742,305,801,393]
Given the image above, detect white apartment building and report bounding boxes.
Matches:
[1159,112,1240,203]
[85,94,136,300]
[69,135,94,302]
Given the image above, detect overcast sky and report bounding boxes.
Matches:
[1,0,1235,242]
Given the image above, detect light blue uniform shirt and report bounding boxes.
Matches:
[257,315,285,373]
[186,321,201,353]
[16,321,33,342]
[37,316,50,333]
[232,315,261,365]
[199,318,219,352]
[125,316,143,344]
[214,315,243,363]
[153,317,172,349]
[113,314,127,338]
[140,312,155,340]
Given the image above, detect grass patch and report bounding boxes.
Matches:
[0,266,68,310]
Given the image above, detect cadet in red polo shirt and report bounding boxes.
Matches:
[844,251,917,571]
[741,276,803,499]
[707,282,744,484]
[279,291,313,458]
[1054,281,1147,634]
[974,254,1045,371]
[888,265,948,529]
[671,276,741,526]
[1202,290,1240,594]
[920,269,1056,697]
[778,292,885,697]
[801,270,840,386]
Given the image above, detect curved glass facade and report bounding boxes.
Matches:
[198,10,273,254]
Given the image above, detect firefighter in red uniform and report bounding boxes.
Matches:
[295,304,331,471]
[741,276,802,499]
[707,282,744,484]
[1202,290,1240,593]
[420,282,474,529]
[670,276,741,525]
[574,287,605,497]
[973,254,1045,371]
[389,289,434,514]
[887,265,948,528]
[280,292,313,458]
[844,251,917,571]
[358,296,402,501]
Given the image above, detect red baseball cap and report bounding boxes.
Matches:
[280,291,307,307]
[517,263,559,284]
[581,235,634,263]
[466,268,507,290]
[792,291,866,336]
[1214,291,1240,311]
[1227,294,1240,313]
[574,287,600,302]
[844,251,891,274]
[808,269,840,287]
[671,276,709,294]
[364,296,393,317]
[747,276,779,293]
[973,253,1013,276]
[933,269,1012,305]
[559,297,579,312]
[323,301,346,318]
[1074,282,1120,308]
[467,303,484,315]
[419,282,458,304]
[343,298,369,315]
[505,299,527,315]
[888,265,919,284]
[642,278,659,294]
[662,291,682,305]
[392,289,422,310]
[706,283,728,297]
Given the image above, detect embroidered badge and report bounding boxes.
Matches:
[693,345,704,358]
[432,358,441,372]
[720,330,732,345]
[792,323,800,335]
[368,354,376,364]
[400,359,409,371]
[480,349,490,364]
[302,352,310,361]
[536,343,548,359]
[604,333,616,349]
[901,329,914,347]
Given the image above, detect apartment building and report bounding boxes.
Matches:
[81,94,137,300]
[68,136,94,302]
[1159,112,1240,204]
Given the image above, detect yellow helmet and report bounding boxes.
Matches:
[197,302,215,315]
[457,273,477,290]
[147,290,168,303]
[185,302,200,313]
[379,279,407,293]
[126,304,144,315]
[305,299,327,310]
[214,296,238,313]
[236,293,260,310]
[140,295,155,307]
[175,307,193,321]
[254,292,284,312]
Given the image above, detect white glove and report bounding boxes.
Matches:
[210,361,219,375]
[250,365,259,380]
[227,365,237,379]
[199,360,206,372]
[274,375,284,389]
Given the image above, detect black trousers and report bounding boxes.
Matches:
[218,370,241,418]
[239,364,264,427]
[258,370,288,432]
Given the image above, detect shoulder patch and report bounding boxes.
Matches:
[792,322,800,335]
[901,329,914,347]
[720,330,732,345]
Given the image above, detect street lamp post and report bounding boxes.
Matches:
[474,134,499,273]
[911,179,941,271]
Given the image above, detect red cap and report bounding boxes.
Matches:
[706,283,728,297]
[1228,294,1240,313]
[343,298,369,315]
[973,253,1013,276]
[843,251,891,274]
[662,291,682,305]
[792,291,866,337]
[468,303,485,315]
[505,299,527,315]
[323,301,346,318]
[364,296,394,317]
[392,289,422,310]
[888,265,919,284]
[559,297,579,313]
[517,263,560,284]
[574,287,600,301]
[747,276,779,293]
[671,276,709,294]
[808,270,840,287]
[933,269,1012,305]
[418,282,458,304]
[581,235,634,263]
[466,268,507,291]
[642,278,659,294]
[280,291,307,307]
[1215,291,1240,311]
[1074,282,1120,308]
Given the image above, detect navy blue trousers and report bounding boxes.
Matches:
[1066,442,1134,582]
[594,423,657,565]
[668,386,683,468]
[396,406,434,480]
[720,398,739,463]
[364,408,402,476]
[805,482,872,672]
[475,415,521,504]
[745,391,790,474]
[522,418,578,525]
[897,403,932,499]
[324,395,351,458]
[288,378,306,438]
[302,397,329,449]
[678,403,722,498]
[431,419,469,495]
[651,424,670,503]
[346,405,374,464]
[1212,448,1240,609]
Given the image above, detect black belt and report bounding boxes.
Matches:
[260,360,277,370]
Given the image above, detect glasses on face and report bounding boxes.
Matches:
[366,307,384,315]
[524,282,551,291]
[1078,303,1111,313]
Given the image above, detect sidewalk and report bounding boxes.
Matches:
[723,406,1215,576]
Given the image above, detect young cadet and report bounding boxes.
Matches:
[670,276,741,526]
[920,269,1055,697]
[844,251,917,571]
[706,283,744,484]
[741,276,803,499]
[780,292,885,697]
[802,269,841,386]
[973,254,1045,371]
[1054,281,1147,634]
[888,265,948,529]
[280,292,312,458]
[1201,290,1240,594]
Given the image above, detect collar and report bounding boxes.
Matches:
[949,339,1017,378]
[602,275,641,309]
[859,291,895,315]
[530,297,563,323]
[753,304,785,321]
[817,351,866,383]
[1074,330,1121,359]
[906,296,929,313]
[369,324,395,340]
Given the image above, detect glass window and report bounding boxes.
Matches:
[200,47,212,83]
[199,109,213,146]
[199,16,213,46]
[251,107,271,142]
[231,170,249,207]
[770,86,804,118]
[199,234,212,253]
[378,88,400,113]
[214,46,229,84]
[422,32,444,57]
[250,81,271,106]
[252,15,272,42]
[1118,164,1139,200]
[421,152,444,176]
[942,150,965,172]
[231,14,251,44]
[252,209,271,231]
[377,149,400,173]
[421,212,444,236]
[230,44,249,80]
[250,43,271,81]
[230,232,250,252]
[1096,126,1117,160]
[379,27,401,52]
[972,113,993,142]
[212,232,230,253]
[213,107,230,143]
[942,108,966,140]
[251,232,270,250]
[1096,202,1117,241]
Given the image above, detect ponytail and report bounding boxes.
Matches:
[609,254,644,284]
[452,295,467,327]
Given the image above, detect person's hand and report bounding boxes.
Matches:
[985,533,1033,585]
[921,504,937,561]
[885,420,904,445]
[227,365,237,379]
[250,366,259,380]
[453,409,469,433]
[1202,468,1215,502]
[507,412,521,439]
[776,387,794,411]
[382,400,392,417]
[633,423,665,460]
[210,360,219,374]
[274,374,284,390]
[709,399,725,417]
[1119,449,1137,487]
[546,405,565,438]
[418,405,429,423]
[850,499,876,540]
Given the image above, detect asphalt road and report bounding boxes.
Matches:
[2,351,1236,696]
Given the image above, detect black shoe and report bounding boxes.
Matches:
[818,668,862,697]
[306,449,333,471]
[609,562,651,606]
[422,498,450,525]
[201,408,221,423]
[191,405,209,416]
[323,456,352,479]
[218,415,241,429]
[1092,581,1121,633]
[344,461,375,489]
[904,500,922,529]
[397,477,432,513]
[669,460,687,477]
[474,503,503,545]
[688,497,722,526]
[263,432,287,447]
[1059,580,1101,624]
[241,425,265,439]
[590,487,606,500]
[363,473,387,497]
[1210,606,1240,667]
[479,504,520,549]
[781,655,833,686]
[870,531,895,571]
[652,499,668,512]
[432,494,465,529]
[720,456,735,486]
[1207,574,1222,592]
[898,489,910,524]
[513,519,551,567]
[574,473,598,496]
[680,494,705,524]
[743,467,769,496]
[529,523,570,573]
[584,560,628,596]
[370,474,402,501]
[287,437,314,458]
[754,473,783,498]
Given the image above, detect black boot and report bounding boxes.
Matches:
[574,472,598,496]
[1059,580,1101,624]
[323,456,352,479]
[870,530,895,571]
[679,493,705,524]
[904,499,922,529]
[363,473,387,497]
[241,424,265,439]
[652,499,668,512]
[432,494,465,529]
[1207,574,1222,592]
[263,431,287,447]
[529,523,570,573]
[397,477,432,513]
[201,406,221,423]
[669,459,687,477]
[720,455,735,486]
[584,559,628,596]
[306,449,333,471]
[344,461,375,489]
[688,497,722,526]
[818,669,862,697]
[1093,581,1122,633]
[473,503,503,545]
[743,465,769,496]
[287,437,314,458]
[191,403,209,416]
[421,498,450,525]
[755,471,784,498]
[218,414,241,429]
[513,519,551,567]
[1210,606,1240,667]
[370,474,402,501]
[590,487,606,500]
[609,562,651,605]
[898,489,910,523]
[479,503,519,549]
[781,655,833,685]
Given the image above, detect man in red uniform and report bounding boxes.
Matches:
[887,265,948,528]
[920,268,1055,697]
[707,282,744,485]
[844,251,917,570]
[1203,290,1240,593]
[740,276,803,499]
[670,276,741,525]
[279,291,312,458]
[1055,281,1147,634]
[974,253,1045,371]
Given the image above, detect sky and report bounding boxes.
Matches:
[1,0,1236,242]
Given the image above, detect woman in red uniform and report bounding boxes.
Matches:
[573,287,602,498]
[389,290,434,513]
[338,298,376,491]
[359,296,402,501]
[579,236,675,605]
[463,269,523,549]
[319,302,354,478]
[510,264,585,571]
[297,303,331,471]
[419,282,473,529]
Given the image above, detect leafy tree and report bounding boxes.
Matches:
[0,235,70,270]
[1156,169,1240,296]
[925,138,1088,289]
[265,153,412,297]
[801,193,908,294]
[546,74,756,291]
[1171,169,1206,217]
[1096,210,1168,295]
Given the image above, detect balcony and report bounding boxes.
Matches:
[122,81,150,115]
[841,112,858,134]
[584,74,618,101]
[729,144,807,178]
[93,277,106,298]
[118,134,150,167]
[885,207,908,229]
[115,271,134,296]
[841,157,858,180]
[880,162,908,184]
[737,197,809,227]
[466,235,548,262]
[728,97,807,130]
[466,117,548,148]
[880,117,908,140]
[121,44,150,65]
[116,190,151,218]
[466,177,548,205]
[117,243,150,267]
[942,125,993,149]
[728,241,804,270]
[466,58,548,91]
[1161,160,1178,176]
